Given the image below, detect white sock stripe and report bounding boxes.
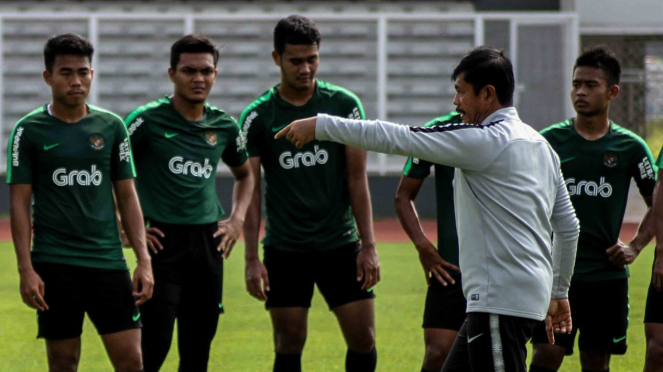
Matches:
[489,314,505,372]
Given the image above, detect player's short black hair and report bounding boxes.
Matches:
[574,47,621,86]
[170,34,220,71]
[452,47,515,106]
[43,33,94,72]
[274,15,321,55]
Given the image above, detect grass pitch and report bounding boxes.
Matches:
[0,241,655,371]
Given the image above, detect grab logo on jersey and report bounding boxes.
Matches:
[169,156,213,178]
[53,165,102,186]
[279,145,328,169]
[566,177,612,197]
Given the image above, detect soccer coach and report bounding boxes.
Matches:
[276,47,580,372]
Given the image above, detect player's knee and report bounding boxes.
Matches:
[647,335,663,364]
[424,342,450,368]
[530,344,565,370]
[113,355,142,372]
[48,353,80,372]
[274,327,307,354]
[347,328,376,354]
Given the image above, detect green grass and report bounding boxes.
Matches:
[0,241,655,371]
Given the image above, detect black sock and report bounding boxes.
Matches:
[529,365,557,372]
[273,353,302,372]
[582,369,609,372]
[421,369,436,372]
[346,348,377,372]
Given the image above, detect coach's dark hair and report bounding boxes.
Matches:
[43,33,94,72]
[452,47,515,106]
[170,34,219,71]
[574,47,621,86]
[274,15,321,55]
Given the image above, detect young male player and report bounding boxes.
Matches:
[647,152,663,372]
[395,112,465,372]
[276,46,580,372]
[124,34,254,372]
[240,15,379,372]
[8,33,153,372]
[529,48,657,372]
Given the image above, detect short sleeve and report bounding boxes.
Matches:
[221,119,249,167]
[345,94,366,120]
[402,157,432,179]
[111,119,136,181]
[239,107,264,157]
[633,141,657,197]
[6,122,33,184]
[124,111,148,148]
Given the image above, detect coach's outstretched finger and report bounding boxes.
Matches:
[275,117,318,148]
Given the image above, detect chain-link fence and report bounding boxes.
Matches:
[581,35,663,141]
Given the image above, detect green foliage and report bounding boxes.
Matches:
[0,242,655,371]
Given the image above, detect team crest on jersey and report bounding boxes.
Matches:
[603,152,618,168]
[205,132,218,146]
[89,133,105,150]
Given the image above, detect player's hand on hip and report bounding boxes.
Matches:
[653,251,663,291]
[545,298,572,345]
[274,117,317,148]
[132,260,154,306]
[416,240,459,286]
[19,269,48,311]
[245,258,269,301]
[214,217,242,259]
[145,226,165,254]
[357,243,380,291]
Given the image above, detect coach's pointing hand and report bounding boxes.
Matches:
[275,117,317,148]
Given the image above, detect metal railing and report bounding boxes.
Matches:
[0,11,579,174]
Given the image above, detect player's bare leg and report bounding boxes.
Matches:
[101,328,142,372]
[579,350,610,371]
[270,307,308,372]
[422,329,458,372]
[45,338,81,372]
[645,323,663,372]
[334,299,376,371]
[530,343,565,371]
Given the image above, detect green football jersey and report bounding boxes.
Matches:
[6,105,135,270]
[542,119,657,281]
[125,96,248,225]
[402,112,462,273]
[239,81,365,252]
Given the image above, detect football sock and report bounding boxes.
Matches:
[421,368,436,372]
[273,353,302,372]
[529,365,557,372]
[346,347,377,372]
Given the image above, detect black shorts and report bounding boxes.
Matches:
[263,242,375,310]
[645,253,663,324]
[146,220,224,312]
[531,278,629,355]
[33,262,140,340]
[442,312,538,372]
[423,274,466,331]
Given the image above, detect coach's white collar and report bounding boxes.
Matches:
[481,107,521,126]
